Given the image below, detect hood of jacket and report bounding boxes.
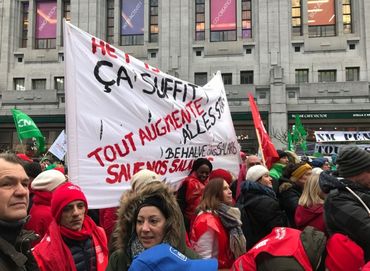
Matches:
[109,182,184,256]
[295,204,324,227]
[319,171,369,194]
[241,181,276,199]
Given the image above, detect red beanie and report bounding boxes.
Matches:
[326,233,365,271]
[209,168,233,185]
[17,153,33,163]
[51,182,88,222]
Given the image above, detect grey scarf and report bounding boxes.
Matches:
[217,203,247,258]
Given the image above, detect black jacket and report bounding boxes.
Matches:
[319,172,370,261]
[278,178,302,227]
[237,181,287,249]
[0,229,39,271]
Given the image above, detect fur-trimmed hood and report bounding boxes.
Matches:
[109,182,183,255]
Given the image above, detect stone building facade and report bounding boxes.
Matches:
[0,0,369,154]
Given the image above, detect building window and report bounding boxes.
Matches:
[54,77,64,90]
[60,0,70,46]
[210,0,236,42]
[121,0,144,46]
[35,1,57,49]
[242,0,252,39]
[288,91,296,98]
[343,0,352,34]
[106,0,114,44]
[346,67,359,81]
[21,2,29,48]
[194,72,207,86]
[32,79,46,90]
[63,0,70,21]
[195,0,205,41]
[318,70,336,82]
[295,69,309,83]
[308,0,336,37]
[149,0,159,43]
[240,71,253,84]
[14,78,26,91]
[292,0,302,36]
[222,73,232,85]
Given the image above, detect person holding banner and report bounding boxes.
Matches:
[33,182,108,271]
[176,158,213,232]
[190,178,246,269]
[107,181,198,271]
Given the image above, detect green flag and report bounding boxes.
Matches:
[292,115,307,152]
[11,109,45,153]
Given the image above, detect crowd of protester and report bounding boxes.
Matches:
[0,146,369,270]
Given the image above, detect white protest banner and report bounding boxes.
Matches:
[315,143,370,155]
[48,130,67,160]
[64,21,240,208]
[314,131,370,143]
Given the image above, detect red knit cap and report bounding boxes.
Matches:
[209,168,233,185]
[51,182,88,222]
[17,153,33,163]
[326,233,365,271]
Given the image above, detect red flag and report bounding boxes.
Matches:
[248,94,278,169]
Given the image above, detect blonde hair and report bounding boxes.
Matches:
[298,168,324,207]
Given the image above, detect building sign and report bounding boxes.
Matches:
[121,0,144,35]
[210,0,236,31]
[289,112,370,120]
[35,1,57,39]
[308,0,335,26]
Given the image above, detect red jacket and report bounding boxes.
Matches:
[24,191,53,244]
[181,174,206,224]
[232,227,313,271]
[295,204,325,233]
[190,212,234,268]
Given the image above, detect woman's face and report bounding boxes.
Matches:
[136,206,166,249]
[222,180,233,205]
[195,164,211,182]
[297,169,312,188]
[259,173,273,188]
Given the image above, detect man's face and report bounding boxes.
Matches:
[246,156,262,168]
[0,159,29,221]
[60,200,86,231]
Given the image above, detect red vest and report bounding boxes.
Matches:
[190,212,234,268]
[232,227,313,271]
[182,175,206,224]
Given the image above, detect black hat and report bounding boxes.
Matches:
[336,145,370,178]
[190,158,213,173]
[277,150,288,159]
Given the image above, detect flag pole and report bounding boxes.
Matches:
[255,127,266,166]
